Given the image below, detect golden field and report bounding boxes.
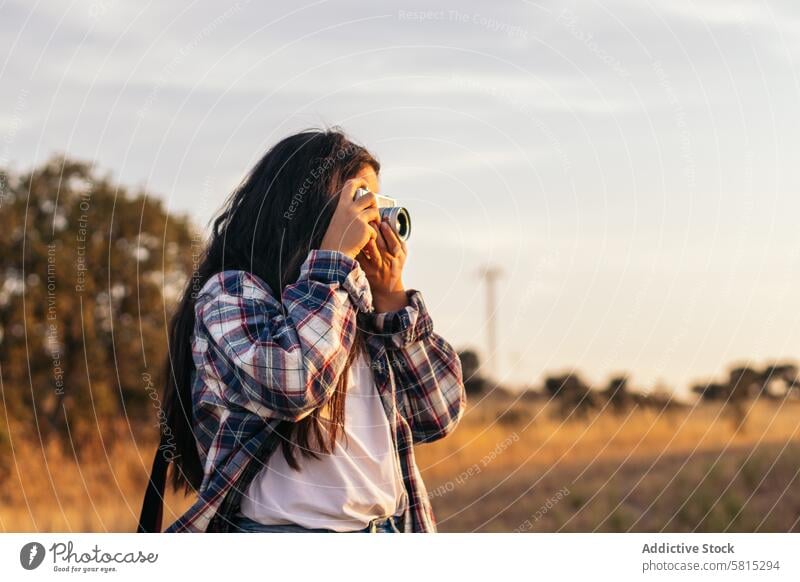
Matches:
[1,394,799,532]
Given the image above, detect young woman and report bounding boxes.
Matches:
[138,128,466,533]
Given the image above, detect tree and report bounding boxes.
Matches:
[604,375,631,412]
[544,372,599,419]
[762,363,799,398]
[0,156,196,447]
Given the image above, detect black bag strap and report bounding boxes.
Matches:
[137,435,169,532]
[138,419,280,532]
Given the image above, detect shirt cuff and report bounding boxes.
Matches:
[360,289,434,349]
[299,249,374,314]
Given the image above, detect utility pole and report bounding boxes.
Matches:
[477,265,503,382]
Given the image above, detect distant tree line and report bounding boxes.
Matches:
[458,348,678,415]
[541,373,681,419]
[691,363,799,431]
[691,363,799,402]
[457,349,799,425]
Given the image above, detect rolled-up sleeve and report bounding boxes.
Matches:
[361,290,467,443]
[197,250,373,422]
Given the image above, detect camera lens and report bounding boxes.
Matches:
[395,208,410,240]
[377,205,411,241]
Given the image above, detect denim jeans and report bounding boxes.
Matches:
[231,513,403,533]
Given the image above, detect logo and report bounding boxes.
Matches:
[20,542,46,570]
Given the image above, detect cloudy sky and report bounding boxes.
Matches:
[2,0,800,395]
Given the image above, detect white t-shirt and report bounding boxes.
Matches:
[238,351,408,532]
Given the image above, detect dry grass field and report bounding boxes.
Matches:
[417,393,800,532]
[1,393,798,532]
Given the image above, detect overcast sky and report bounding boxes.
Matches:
[2,0,800,395]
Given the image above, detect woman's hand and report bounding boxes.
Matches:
[357,218,410,313]
[320,179,381,259]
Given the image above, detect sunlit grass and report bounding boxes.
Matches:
[1,396,798,532]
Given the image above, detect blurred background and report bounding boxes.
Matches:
[1,0,799,532]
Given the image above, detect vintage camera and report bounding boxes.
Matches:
[354,187,411,241]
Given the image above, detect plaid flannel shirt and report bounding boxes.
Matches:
[163,249,466,533]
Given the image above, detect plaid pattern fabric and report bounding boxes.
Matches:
[163,249,466,533]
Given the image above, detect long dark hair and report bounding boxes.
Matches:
[162,128,379,494]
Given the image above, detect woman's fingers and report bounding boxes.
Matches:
[375,220,390,255]
[362,205,381,224]
[351,187,376,210]
[380,221,404,256]
[338,179,365,209]
[362,237,379,262]
[397,229,407,255]
[347,184,380,224]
